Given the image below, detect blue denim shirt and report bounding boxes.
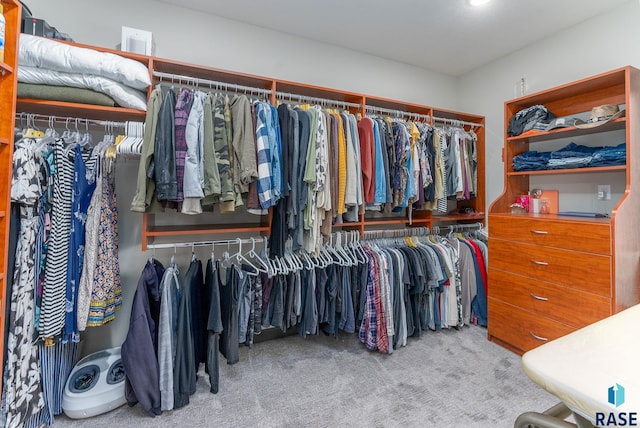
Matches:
[268,105,283,200]
[373,120,387,204]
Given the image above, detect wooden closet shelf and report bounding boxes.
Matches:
[507,117,626,144]
[16,99,147,121]
[364,95,432,115]
[0,138,9,146]
[489,212,611,224]
[331,222,363,228]
[0,211,5,219]
[146,224,271,237]
[0,62,13,75]
[508,165,625,176]
[153,57,274,90]
[364,219,413,226]
[433,213,485,222]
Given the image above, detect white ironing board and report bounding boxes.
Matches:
[517,304,640,428]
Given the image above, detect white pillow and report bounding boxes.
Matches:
[19,34,151,90]
[18,65,148,111]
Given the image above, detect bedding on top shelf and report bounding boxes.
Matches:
[18,66,147,110]
[17,83,116,107]
[18,34,150,110]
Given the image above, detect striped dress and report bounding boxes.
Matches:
[41,139,96,338]
[41,139,75,337]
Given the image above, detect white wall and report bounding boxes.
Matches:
[24,0,457,108]
[457,0,640,211]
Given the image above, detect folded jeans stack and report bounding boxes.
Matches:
[590,143,626,166]
[512,142,626,171]
[512,151,552,171]
[547,142,597,169]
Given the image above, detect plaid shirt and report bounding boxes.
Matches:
[374,251,389,354]
[173,88,194,202]
[359,247,378,351]
[255,102,275,209]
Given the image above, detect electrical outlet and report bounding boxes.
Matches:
[597,184,611,201]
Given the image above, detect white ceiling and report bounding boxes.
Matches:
[159,0,630,76]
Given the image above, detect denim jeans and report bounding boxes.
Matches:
[512,151,552,171]
[590,143,626,166]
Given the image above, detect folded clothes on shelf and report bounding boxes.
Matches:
[512,142,626,171]
[590,143,626,166]
[512,150,552,171]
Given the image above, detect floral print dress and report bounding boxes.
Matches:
[4,138,47,428]
[86,156,121,326]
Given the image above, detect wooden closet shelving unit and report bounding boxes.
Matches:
[8,39,485,251]
[0,0,22,394]
[15,37,151,120]
[15,99,147,122]
[488,66,640,355]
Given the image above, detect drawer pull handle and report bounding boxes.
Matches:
[530,332,549,342]
[530,260,549,266]
[530,230,549,235]
[530,293,548,301]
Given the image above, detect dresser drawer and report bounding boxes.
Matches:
[489,238,611,296]
[489,215,611,255]
[488,298,575,353]
[489,268,610,329]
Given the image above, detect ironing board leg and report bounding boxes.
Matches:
[514,402,594,428]
[544,403,572,419]
[572,412,595,428]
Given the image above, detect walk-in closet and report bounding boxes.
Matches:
[1,1,639,427]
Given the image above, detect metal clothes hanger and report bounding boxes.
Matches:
[170,244,177,266]
[221,241,232,267]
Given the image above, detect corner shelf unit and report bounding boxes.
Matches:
[488,66,640,354]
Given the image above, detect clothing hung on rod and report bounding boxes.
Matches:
[131,85,480,250]
[2,121,123,428]
[358,231,488,354]
[360,116,478,214]
[130,85,263,215]
[269,102,364,258]
[121,251,263,416]
[258,229,488,355]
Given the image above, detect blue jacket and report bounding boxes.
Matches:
[122,259,165,417]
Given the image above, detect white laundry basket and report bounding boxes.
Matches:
[62,346,126,419]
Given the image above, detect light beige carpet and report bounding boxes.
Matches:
[54,325,557,428]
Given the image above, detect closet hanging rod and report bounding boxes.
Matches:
[363,226,431,240]
[275,91,361,109]
[146,237,260,251]
[365,105,431,121]
[15,112,127,129]
[152,71,273,96]
[432,222,485,233]
[432,116,484,128]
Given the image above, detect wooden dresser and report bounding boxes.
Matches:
[488,67,640,354]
